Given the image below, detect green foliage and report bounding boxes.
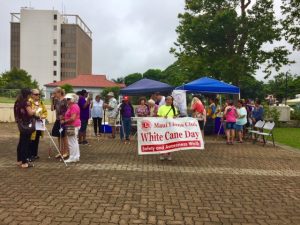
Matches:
[101,87,121,100]
[239,76,265,100]
[264,73,300,102]
[60,84,74,94]
[281,0,300,51]
[172,0,293,85]
[124,73,142,86]
[264,105,280,125]
[291,109,300,121]
[0,68,38,89]
[161,61,193,86]
[143,69,162,81]
[111,77,125,84]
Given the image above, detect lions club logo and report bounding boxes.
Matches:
[141,120,151,131]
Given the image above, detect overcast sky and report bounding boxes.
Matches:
[0,0,299,81]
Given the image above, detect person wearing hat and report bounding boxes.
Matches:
[104,92,118,138]
[78,89,92,145]
[61,93,81,163]
[119,96,135,143]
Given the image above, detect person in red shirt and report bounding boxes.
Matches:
[190,96,206,139]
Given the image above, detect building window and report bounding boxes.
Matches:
[54,14,57,20]
[53,39,57,44]
[53,61,57,66]
[53,25,57,31]
[53,51,57,56]
[53,71,57,76]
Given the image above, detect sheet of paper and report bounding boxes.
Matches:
[35,119,46,131]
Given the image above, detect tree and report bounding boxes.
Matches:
[101,86,121,101]
[111,77,125,84]
[281,0,300,51]
[171,0,293,85]
[124,73,143,86]
[0,68,38,89]
[160,61,192,86]
[143,69,163,81]
[60,84,74,94]
[264,72,300,102]
[239,76,265,100]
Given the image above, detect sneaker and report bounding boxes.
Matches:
[159,155,165,161]
[167,155,172,161]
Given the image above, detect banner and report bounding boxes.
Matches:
[172,90,187,116]
[137,117,204,155]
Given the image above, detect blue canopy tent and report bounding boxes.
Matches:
[176,77,240,136]
[176,77,240,95]
[120,78,174,96]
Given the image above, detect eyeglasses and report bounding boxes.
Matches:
[33,93,40,96]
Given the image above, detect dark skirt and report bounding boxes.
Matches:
[52,120,65,137]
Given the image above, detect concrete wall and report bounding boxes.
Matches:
[271,106,291,122]
[20,9,61,89]
[0,103,56,123]
[44,87,104,99]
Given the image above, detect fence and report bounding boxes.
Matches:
[0,89,20,100]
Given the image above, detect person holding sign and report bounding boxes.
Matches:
[157,96,179,161]
[29,89,48,161]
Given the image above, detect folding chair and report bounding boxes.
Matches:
[247,120,265,139]
[256,121,275,147]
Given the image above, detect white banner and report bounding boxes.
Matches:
[137,117,204,155]
[172,90,187,116]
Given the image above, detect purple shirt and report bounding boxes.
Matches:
[123,104,133,118]
[78,96,90,120]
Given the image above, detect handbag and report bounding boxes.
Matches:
[65,125,75,136]
[17,118,36,134]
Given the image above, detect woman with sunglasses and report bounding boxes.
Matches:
[61,93,81,163]
[28,89,48,161]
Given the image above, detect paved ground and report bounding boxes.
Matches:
[0,123,299,225]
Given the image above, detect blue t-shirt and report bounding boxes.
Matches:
[252,106,264,121]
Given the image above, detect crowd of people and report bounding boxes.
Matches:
[13,87,265,168]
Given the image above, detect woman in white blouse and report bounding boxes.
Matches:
[91,95,104,136]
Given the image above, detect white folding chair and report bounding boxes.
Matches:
[256,121,275,147]
[247,120,265,139]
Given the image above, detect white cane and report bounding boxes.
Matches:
[45,126,67,166]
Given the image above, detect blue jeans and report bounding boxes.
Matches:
[120,117,131,140]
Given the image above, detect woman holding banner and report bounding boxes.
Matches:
[157,96,178,161]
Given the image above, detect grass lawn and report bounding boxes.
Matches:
[273,127,300,150]
[0,97,15,103]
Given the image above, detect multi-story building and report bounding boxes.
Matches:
[10,8,92,89]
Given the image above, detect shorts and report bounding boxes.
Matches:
[52,120,65,137]
[235,124,244,131]
[198,120,205,130]
[79,119,88,132]
[226,122,235,130]
[108,117,117,126]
